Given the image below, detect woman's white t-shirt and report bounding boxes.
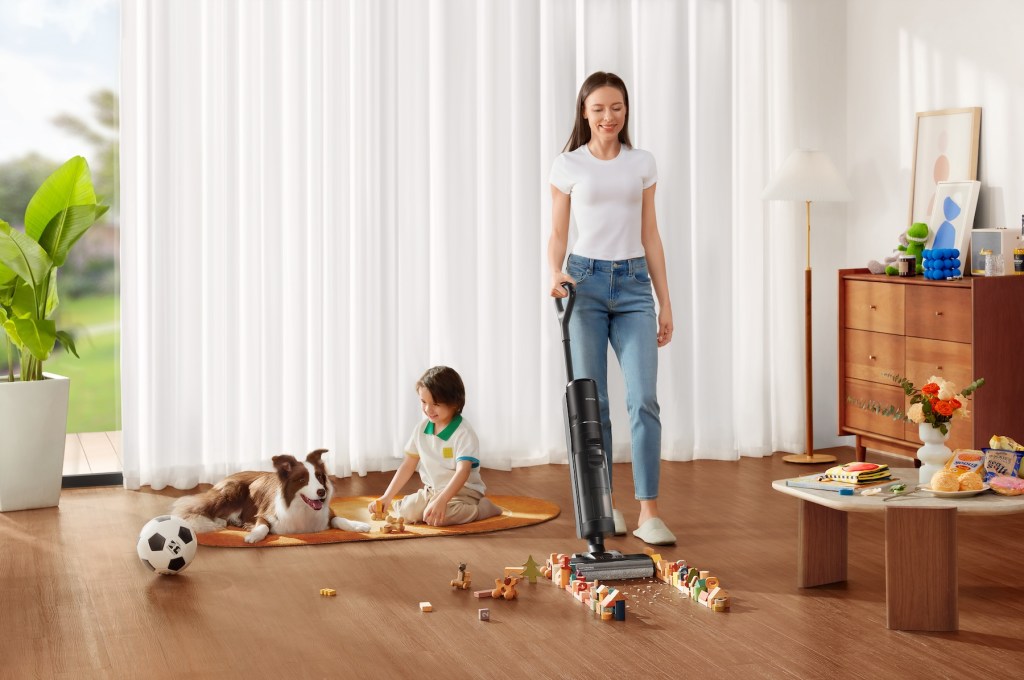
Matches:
[549,145,658,261]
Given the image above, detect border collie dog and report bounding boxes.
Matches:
[173,449,370,543]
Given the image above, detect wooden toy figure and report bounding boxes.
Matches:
[491,575,520,600]
[450,562,472,590]
[370,500,387,521]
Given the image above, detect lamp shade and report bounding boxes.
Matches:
[762,149,851,202]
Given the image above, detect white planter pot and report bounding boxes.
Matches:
[0,373,70,511]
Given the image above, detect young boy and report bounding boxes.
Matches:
[369,366,502,526]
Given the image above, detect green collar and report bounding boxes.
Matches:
[424,414,463,441]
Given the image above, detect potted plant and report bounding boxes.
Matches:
[0,156,108,511]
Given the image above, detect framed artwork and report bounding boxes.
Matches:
[926,180,981,258]
[909,107,981,227]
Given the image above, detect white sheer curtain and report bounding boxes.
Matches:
[121,0,807,490]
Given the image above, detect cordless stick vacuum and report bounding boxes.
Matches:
[555,283,655,581]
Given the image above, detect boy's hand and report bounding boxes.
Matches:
[367,497,390,516]
[423,496,447,526]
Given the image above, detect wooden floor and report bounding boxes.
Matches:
[4,450,1024,679]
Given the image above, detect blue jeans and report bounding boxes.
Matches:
[565,254,661,500]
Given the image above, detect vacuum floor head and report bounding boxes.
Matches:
[570,551,655,581]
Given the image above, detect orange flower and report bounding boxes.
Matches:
[933,400,954,417]
[921,383,940,396]
[950,398,962,410]
[929,396,939,410]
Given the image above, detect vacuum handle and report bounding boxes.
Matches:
[554,282,575,382]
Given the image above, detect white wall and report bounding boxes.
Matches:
[846,0,1024,267]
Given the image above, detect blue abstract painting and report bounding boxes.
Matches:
[931,196,962,250]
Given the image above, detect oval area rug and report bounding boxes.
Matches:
[196,494,560,547]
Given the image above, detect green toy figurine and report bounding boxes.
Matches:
[884,222,930,275]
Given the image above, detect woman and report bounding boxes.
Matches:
[548,71,675,546]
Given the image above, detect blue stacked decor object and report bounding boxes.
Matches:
[922,248,961,280]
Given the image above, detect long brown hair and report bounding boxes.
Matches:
[562,71,633,153]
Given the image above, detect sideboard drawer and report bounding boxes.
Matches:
[906,286,972,343]
[844,379,906,440]
[845,281,905,335]
[844,329,904,383]
[904,337,973,389]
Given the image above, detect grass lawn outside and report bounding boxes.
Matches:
[4,293,121,433]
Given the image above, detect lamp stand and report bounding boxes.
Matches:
[783,200,837,465]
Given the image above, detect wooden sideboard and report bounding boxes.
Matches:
[838,268,1024,461]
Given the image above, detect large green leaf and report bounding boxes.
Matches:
[10,317,56,361]
[55,330,79,358]
[2,317,21,347]
[0,221,53,292]
[0,220,23,290]
[44,270,59,317]
[38,203,108,267]
[24,156,98,241]
[11,279,36,317]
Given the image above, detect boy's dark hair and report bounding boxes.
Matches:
[416,366,466,414]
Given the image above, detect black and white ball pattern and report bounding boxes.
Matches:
[137,515,198,575]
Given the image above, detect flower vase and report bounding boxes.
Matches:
[917,423,952,486]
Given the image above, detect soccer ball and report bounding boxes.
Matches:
[137,515,198,575]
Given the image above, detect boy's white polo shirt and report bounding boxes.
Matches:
[404,414,486,495]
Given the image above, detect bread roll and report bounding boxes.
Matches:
[930,469,960,492]
[957,471,984,491]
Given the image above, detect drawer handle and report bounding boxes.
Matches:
[869,305,877,311]
[936,365,942,371]
[935,311,943,316]
[868,355,877,360]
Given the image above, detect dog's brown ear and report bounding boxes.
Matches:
[306,449,328,465]
[272,455,300,476]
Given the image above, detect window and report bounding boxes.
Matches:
[0,1,120,434]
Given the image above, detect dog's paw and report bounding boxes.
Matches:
[244,525,270,544]
[332,517,371,533]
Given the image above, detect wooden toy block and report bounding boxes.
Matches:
[600,610,613,621]
[503,566,525,578]
[473,589,493,598]
[383,514,406,533]
[370,500,387,521]
[705,576,720,590]
[319,588,336,597]
[613,599,626,621]
[643,547,656,556]
[419,602,432,612]
[478,608,490,621]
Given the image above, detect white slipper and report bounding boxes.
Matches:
[612,508,627,536]
[632,517,676,546]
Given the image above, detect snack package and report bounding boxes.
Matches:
[945,449,985,475]
[981,448,1024,482]
[989,435,1024,452]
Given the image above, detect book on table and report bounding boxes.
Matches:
[822,462,891,484]
[785,472,900,492]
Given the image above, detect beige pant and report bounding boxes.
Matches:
[394,487,503,526]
